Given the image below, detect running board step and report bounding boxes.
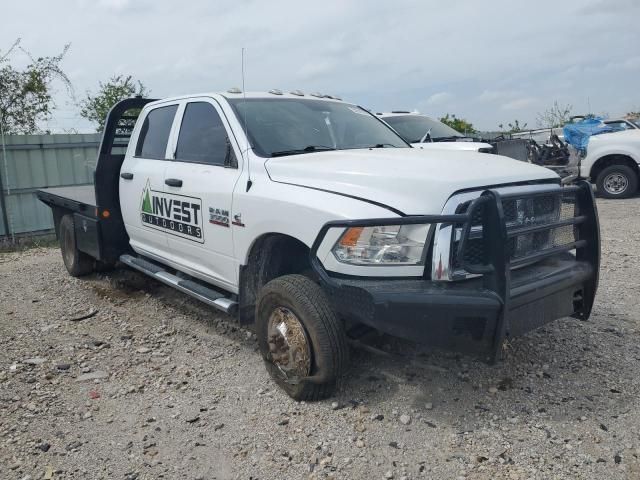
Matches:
[119,254,237,315]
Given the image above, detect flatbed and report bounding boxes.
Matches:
[37,185,97,216]
[37,97,155,264]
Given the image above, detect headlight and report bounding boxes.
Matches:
[332,224,429,265]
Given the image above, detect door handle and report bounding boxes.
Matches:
[165,178,183,187]
[120,172,134,180]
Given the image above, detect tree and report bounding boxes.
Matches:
[0,39,73,134]
[79,75,149,132]
[536,101,572,128]
[498,119,528,133]
[439,113,476,134]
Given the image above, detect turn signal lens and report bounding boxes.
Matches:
[339,227,364,247]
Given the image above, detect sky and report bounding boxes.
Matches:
[1,0,639,133]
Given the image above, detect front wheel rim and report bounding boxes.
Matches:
[267,306,311,382]
[603,172,629,195]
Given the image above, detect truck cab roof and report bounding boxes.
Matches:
[144,90,346,107]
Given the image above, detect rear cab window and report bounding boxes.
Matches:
[135,104,179,159]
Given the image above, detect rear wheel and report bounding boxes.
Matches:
[256,274,348,400]
[596,164,638,199]
[59,215,94,277]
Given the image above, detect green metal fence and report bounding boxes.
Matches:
[0,134,101,238]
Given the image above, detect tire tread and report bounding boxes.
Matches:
[596,164,638,199]
[59,215,94,277]
[257,274,348,401]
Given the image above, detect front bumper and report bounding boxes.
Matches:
[324,256,592,361]
[310,181,600,361]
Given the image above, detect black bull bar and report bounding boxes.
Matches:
[309,180,600,362]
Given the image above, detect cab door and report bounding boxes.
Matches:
[120,103,179,259]
[163,98,243,291]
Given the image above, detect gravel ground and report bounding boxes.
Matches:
[1,198,640,480]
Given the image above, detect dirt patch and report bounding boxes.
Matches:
[1,198,640,479]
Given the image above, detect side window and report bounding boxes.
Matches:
[176,102,231,165]
[135,105,178,159]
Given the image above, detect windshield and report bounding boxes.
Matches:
[227,98,408,157]
[382,115,463,143]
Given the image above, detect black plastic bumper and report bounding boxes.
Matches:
[310,181,600,362]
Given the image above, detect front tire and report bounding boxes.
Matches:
[59,214,94,277]
[256,274,348,400]
[596,164,638,199]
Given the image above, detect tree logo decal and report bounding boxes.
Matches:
[141,181,152,214]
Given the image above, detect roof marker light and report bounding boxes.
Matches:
[310,92,323,98]
[269,89,283,95]
[290,90,304,96]
[227,87,242,94]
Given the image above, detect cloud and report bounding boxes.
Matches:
[580,0,640,15]
[477,90,518,103]
[501,98,537,110]
[97,0,133,11]
[297,59,338,81]
[426,92,453,106]
[2,0,639,132]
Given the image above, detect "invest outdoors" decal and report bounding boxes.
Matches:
[140,181,203,243]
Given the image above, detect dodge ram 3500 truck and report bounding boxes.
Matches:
[37,92,600,400]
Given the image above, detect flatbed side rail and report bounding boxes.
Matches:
[310,180,600,361]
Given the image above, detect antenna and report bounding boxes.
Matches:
[242,48,253,192]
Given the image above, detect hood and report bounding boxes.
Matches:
[410,141,493,152]
[589,128,640,144]
[264,148,558,215]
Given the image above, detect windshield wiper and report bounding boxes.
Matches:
[270,145,336,157]
[419,128,433,143]
[369,143,398,148]
[431,135,468,142]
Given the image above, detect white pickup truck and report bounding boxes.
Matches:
[578,127,640,198]
[37,92,600,400]
[378,111,494,152]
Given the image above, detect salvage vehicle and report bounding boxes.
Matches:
[378,112,494,152]
[564,119,640,198]
[487,134,579,183]
[37,92,600,400]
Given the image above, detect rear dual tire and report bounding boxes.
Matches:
[59,214,95,277]
[256,274,348,401]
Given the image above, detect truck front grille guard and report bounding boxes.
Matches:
[309,180,600,361]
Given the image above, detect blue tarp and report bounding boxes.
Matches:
[563,118,613,152]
